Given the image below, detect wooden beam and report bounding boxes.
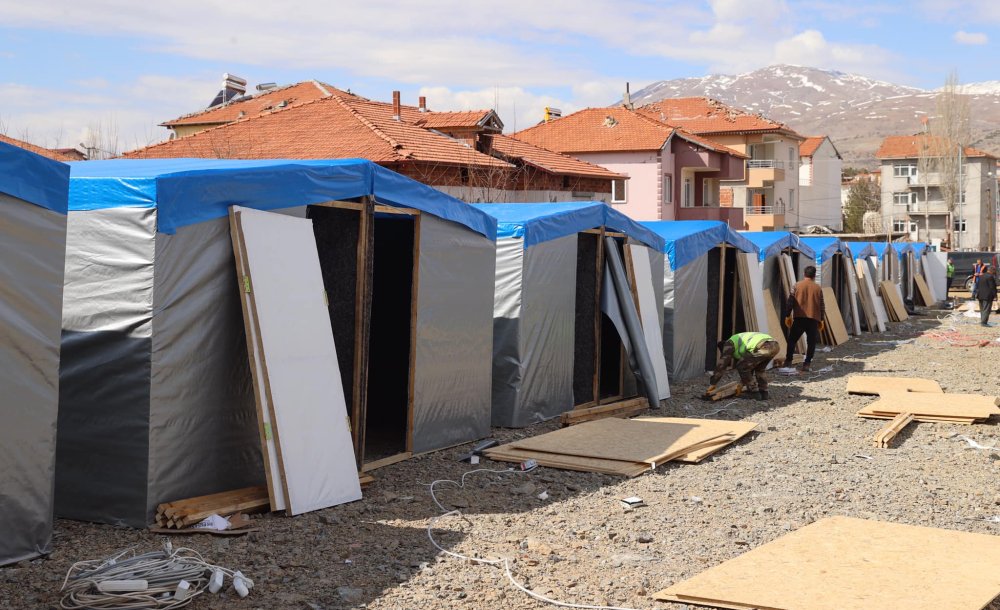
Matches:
[362,451,414,472]
[405,214,421,453]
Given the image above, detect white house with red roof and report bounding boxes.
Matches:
[798,135,843,231]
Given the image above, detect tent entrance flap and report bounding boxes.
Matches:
[307,201,416,469]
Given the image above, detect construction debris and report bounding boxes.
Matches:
[154,486,270,530]
[559,398,650,426]
[654,516,1000,610]
[873,412,914,448]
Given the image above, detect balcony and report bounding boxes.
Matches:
[675,205,744,230]
[747,159,785,187]
[744,204,786,231]
[905,172,942,187]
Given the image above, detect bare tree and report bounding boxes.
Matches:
[81,118,122,160]
[917,72,970,248]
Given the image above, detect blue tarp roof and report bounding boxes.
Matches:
[640,220,758,270]
[798,236,856,265]
[474,202,664,250]
[896,242,929,258]
[849,241,896,260]
[740,231,816,262]
[0,140,70,214]
[69,158,496,238]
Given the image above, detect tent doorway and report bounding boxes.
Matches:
[705,244,748,370]
[308,201,418,469]
[572,231,627,408]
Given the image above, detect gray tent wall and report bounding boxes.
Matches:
[57,160,496,527]
[663,251,710,380]
[0,153,69,565]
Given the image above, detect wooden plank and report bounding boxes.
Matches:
[160,486,268,519]
[229,209,287,513]
[354,200,375,465]
[654,516,1000,610]
[560,398,649,426]
[763,292,789,358]
[405,214,421,453]
[914,274,935,307]
[177,496,271,529]
[361,451,413,472]
[742,253,767,333]
[234,206,363,516]
[846,376,943,395]
[874,412,914,448]
[821,286,850,345]
[717,243,726,346]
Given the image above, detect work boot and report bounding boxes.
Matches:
[799,363,811,372]
[759,390,769,401]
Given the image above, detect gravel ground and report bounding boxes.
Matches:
[4,302,1000,610]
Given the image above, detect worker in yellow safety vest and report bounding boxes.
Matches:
[705,332,781,401]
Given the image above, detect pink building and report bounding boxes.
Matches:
[512,107,747,228]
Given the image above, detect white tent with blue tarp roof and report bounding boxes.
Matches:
[0,141,70,566]
[476,202,667,427]
[641,221,760,380]
[59,158,498,527]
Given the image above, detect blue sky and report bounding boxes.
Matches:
[1,0,997,151]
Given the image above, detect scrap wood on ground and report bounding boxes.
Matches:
[653,516,1000,610]
[483,417,757,476]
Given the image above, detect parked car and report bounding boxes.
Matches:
[945,251,998,291]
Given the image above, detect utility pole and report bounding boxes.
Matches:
[957,144,963,250]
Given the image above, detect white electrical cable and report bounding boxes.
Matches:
[425,468,647,610]
[60,541,252,609]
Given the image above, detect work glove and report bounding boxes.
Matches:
[818,320,826,333]
[784,316,793,329]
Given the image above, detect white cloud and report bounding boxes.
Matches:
[954,30,989,45]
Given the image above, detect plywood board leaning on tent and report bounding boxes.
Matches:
[820,286,850,346]
[855,260,887,331]
[914,274,935,307]
[653,516,1000,610]
[229,206,362,516]
[879,280,908,321]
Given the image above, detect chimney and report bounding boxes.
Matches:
[623,82,633,111]
[419,96,427,112]
[392,91,401,121]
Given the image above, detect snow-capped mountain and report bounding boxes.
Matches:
[627,65,1000,166]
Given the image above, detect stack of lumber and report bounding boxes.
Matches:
[484,417,757,476]
[705,381,742,401]
[653,516,1000,610]
[879,280,909,321]
[560,398,649,426]
[154,486,269,529]
[873,413,914,448]
[819,286,850,346]
[914,274,935,306]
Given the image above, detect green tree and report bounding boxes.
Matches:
[843,178,880,233]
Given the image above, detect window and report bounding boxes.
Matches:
[959,189,966,204]
[954,218,967,232]
[611,178,626,204]
[703,180,715,206]
[892,219,908,232]
[893,192,915,206]
[788,188,795,211]
[893,163,917,178]
[683,178,692,207]
[663,175,673,204]
[788,147,797,170]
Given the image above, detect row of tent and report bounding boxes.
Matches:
[0,148,945,565]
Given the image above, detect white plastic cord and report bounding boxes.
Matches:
[60,541,252,609]
[425,468,646,610]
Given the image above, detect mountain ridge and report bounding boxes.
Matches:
[626,65,1000,167]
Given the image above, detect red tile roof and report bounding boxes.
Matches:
[161,81,336,126]
[511,107,745,157]
[637,97,800,137]
[129,94,510,169]
[415,110,495,130]
[799,136,827,157]
[488,134,625,179]
[876,134,997,160]
[0,133,74,162]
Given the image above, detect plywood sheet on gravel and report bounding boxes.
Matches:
[508,418,745,466]
[858,392,999,421]
[846,376,943,395]
[654,516,1000,610]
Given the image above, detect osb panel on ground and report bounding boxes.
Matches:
[508,418,738,466]
[846,376,943,395]
[635,417,757,464]
[654,516,1000,610]
[858,392,999,420]
[482,446,649,477]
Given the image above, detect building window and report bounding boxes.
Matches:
[788,189,795,211]
[954,218,967,232]
[663,175,673,204]
[788,147,796,170]
[893,163,917,178]
[683,178,692,207]
[892,219,916,233]
[703,180,715,206]
[893,192,915,206]
[611,179,627,204]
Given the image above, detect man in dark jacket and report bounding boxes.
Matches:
[781,265,825,372]
[977,266,997,326]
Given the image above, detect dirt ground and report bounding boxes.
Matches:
[4,300,1000,610]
